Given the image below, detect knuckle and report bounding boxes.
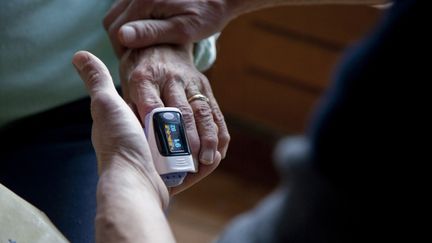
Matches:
[87,70,102,85]
[134,87,161,105]
[128,70,164,115]
[130,68,154,84]
[138,101,163,117]
[82,62,107,86]
[90,91,117,117]
[177,104,194,118]
[164,78,180,91]
[130,64,166,85]
[138,22,159,42]
[220,132,231,145]
[194,103,212,120]
[177,105,194,126]
[197,73,209,84]
[189,75,207,91]
[91,91,111,108]
[137,97,162,109]
[201,134,218,148]
[200,120,218,145]
[175,19,198,43]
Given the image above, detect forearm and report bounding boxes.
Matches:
[95,160,174,243]
[228,0,389,17]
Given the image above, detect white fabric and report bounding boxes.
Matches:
[0,183,69,242]
[194,33,220,72]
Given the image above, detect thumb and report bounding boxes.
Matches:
[72,51,117,98]
[118,18,192,48]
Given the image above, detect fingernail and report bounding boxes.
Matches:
[200,150,214,165]
[120,26,136,44]
[72,52,87,70]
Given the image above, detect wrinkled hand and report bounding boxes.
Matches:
[120,44,230,195]
[104,0,236,56]
[72,51,169,206]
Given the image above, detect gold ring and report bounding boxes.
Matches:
[187,94,210,103]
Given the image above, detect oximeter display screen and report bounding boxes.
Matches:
[164,123,185,153]
[153,111,190,156]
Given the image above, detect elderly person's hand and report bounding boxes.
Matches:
[119,44,229,195]
[103,0,237,56]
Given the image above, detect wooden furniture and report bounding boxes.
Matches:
[208,5,382,134]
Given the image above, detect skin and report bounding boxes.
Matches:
[73,51,174,243]
[119,44,227,194]
[105,4,231,168]
[74,0,388,241]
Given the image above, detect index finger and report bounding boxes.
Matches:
[128,68,165,123]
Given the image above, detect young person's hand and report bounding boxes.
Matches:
[73,51,175,242]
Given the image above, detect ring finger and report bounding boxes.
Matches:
[186,82,218,165]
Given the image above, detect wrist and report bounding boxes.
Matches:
[95,166,173,242]
[150,44,195,66]
[98,154,170,209]
[177,43,195,64]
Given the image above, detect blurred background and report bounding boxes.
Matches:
[168,5,383,243]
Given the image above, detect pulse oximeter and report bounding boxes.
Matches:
[144,107,197,187]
